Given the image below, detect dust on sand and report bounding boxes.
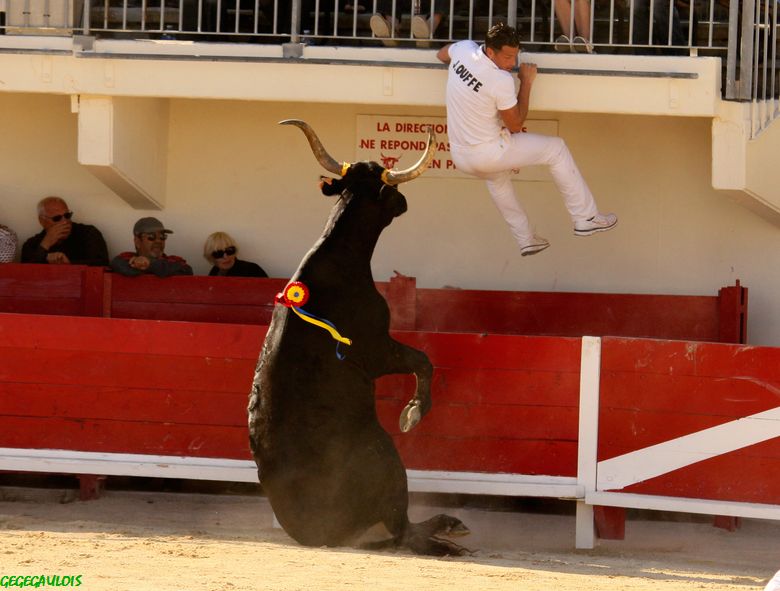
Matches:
[0,486,776,591]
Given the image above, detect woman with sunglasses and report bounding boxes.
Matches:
[204,232,268,278]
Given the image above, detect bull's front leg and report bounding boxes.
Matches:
[380,338,433,433]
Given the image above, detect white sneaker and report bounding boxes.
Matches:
[370,13,398,46]
[574,213,618,236]
[554,34,571,52]
[572,35,594,53]
[411,15,431,39]
[520,236,550,257]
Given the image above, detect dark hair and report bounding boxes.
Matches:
[485,22,521,52]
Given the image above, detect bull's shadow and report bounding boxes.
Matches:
[248,119,469,556]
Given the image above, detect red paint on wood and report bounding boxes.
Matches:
[594,506,626,540]
[415,288,724,341]
[0,383,249,426]
[0,416,252,459]
[79,475,106,500]
[384,274,416,330]
[0,313,264,358]
[718,281,748,344]
[713,516,742,531]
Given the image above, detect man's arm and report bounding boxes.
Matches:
[148,256,193,278]
[436,43,453,64]
[499,62,537,133]
[110,254,143,277]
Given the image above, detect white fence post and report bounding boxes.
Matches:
[575,336,602,549]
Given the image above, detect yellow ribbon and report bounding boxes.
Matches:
[291,305,352,346]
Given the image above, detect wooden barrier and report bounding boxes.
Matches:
[575,335,780,548]
[0,264,762,545]
[2,313,779,549]
[0,264,749,341]
[0,264,103,317]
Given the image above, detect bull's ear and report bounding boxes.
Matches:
[378,183,398,201]
[320,176,344,196]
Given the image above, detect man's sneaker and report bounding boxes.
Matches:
[370,13,398,46]
[554,35,571,52]
[574,213,618,236]
[520,236,551,257]
[572,35,594,53]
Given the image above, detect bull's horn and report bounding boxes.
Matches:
[279,119,349,177]
[382,126,437,186]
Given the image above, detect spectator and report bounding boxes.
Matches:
[631,0,687,54]
[21,196,109,266]
[370,1,445,46]
[553,0,593,53]
[111,217,193,277]
[0,223,17,263]
[203,231,268,277]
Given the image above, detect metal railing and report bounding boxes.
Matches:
[0,0,778,135]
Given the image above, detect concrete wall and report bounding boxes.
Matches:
[1,92,778,344]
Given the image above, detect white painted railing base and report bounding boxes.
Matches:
[0,447,581,499]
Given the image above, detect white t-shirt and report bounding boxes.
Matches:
[444,40,518,149]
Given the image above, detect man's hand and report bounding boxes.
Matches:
[46,252,70,265]
[518,62,537,86]
[129,256,151,271]
[40,223,71,250]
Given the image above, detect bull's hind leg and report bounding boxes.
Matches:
[401,515,472,556]
[377,338,433,432]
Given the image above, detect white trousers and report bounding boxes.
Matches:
[451,131,599,246]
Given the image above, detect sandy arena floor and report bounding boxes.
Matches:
[0,486,777,591]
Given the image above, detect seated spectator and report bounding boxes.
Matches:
[631,0,687,54]
[0,223,18,263]
[553,0,593,53]
[370,1,446,46]
[21,196,109,266]
[111,217,193,277]
[204,231,268,277]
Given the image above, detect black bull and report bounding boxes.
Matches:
[248,120,469,556]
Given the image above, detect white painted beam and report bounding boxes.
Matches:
[76,94,169,209]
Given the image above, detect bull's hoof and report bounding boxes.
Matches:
[399,402,422,432]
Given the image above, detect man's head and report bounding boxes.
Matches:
[37,196,73,240]
[484,22,521,72]
[133,217,173,259]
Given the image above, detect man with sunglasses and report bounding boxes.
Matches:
[21,196,109,266]
[111,217,193,277]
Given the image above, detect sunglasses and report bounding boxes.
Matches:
[44,211,73,223]
[139,232,168,241]
[211,246,237,259]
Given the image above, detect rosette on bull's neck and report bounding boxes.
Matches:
[279,119,437,185]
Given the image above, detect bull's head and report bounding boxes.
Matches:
[280,118,436,193]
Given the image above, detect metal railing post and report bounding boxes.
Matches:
[725,0,740,98]
[507,0,517,27]
[739,0,756,100]
[82,0,91,35]
[291,0,301,42]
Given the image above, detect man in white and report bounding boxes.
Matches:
[436,23,617,256]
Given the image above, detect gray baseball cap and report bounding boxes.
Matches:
[133,217,173,235]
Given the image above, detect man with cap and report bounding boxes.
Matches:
[111,217,193,277]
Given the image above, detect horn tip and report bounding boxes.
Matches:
[279,119,305,127]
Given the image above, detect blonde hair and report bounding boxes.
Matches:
[203,231,237,264]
